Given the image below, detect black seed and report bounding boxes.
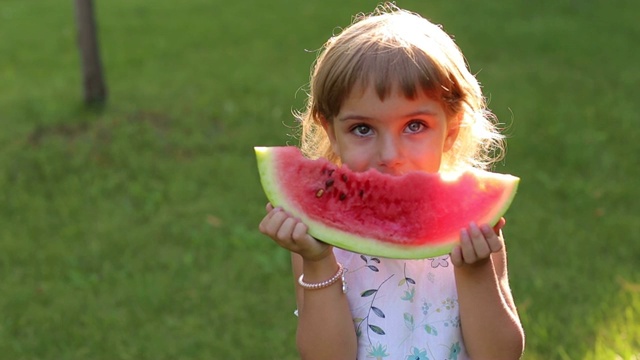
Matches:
[339,192,347,201]
[325,178,334,188]
[341,174,348,182]
[316,189,324,198]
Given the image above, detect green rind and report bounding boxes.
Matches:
[255,146,519,259]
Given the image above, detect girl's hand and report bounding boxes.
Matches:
[258,203,332,262]
[450,217,506,267]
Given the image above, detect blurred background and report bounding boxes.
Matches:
[1,0,638,359]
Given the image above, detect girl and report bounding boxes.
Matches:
[259,5,525,360]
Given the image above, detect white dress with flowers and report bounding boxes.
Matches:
[334,248,469,360]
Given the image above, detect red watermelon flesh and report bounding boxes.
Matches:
[255,146,519,259]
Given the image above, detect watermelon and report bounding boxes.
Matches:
[255,146,519,259]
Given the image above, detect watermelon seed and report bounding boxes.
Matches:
[315,189,325,198]
[339,192,347,201]
[341,174,348,182]
[325,178,334,188]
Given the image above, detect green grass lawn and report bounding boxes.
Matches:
[1,0,638,359]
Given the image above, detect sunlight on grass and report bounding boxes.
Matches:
[585,279,640,360]
[519,278,640,360]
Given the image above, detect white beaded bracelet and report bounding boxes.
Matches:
[298,262,347,293]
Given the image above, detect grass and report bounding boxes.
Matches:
[1,0,639,359]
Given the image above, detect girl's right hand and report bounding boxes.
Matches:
[258,203,332,261]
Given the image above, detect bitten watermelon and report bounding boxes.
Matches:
[255,146,519,259]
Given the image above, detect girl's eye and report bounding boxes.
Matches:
[405,121,425,133]
[352,124,373,136]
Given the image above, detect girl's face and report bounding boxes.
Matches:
[324,85,459,175]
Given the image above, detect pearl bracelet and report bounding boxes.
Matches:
[298,262,347,293]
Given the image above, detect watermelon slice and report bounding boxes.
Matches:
[255,146,519,259]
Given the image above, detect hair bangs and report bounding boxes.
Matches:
[315,39,459,121]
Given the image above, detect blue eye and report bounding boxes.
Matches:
[405,121,425,133]
[352,124,373,136]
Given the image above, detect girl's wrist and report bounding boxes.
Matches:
[301,251,339,283]
[298,262,347,293]
[454,256,495,278]
[300,243,333,263]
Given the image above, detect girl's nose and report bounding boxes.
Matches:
[378,136,403,169]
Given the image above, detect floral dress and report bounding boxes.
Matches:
[334,248,469,360]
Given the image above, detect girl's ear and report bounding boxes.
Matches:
[444,114,462,152]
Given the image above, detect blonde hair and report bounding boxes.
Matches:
[296,4,505,171]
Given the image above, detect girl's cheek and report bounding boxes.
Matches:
[340,153,369,172]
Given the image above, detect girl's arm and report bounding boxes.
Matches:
[291,253,357,360]
[450,219,525,360]
[259,204,357,360]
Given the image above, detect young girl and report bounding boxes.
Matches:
[259,5,525,360]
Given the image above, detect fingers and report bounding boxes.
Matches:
[275,217,315,247]
[260,204,309,243]
[258,205,331,260]
[258,205,282,235]
[493,217,506,234]
[483,223,504,253]
[259,206,293,242]
[450,245,464,267]
[453,221,505,267]
[291,221,310,243]
[276,217,297,240]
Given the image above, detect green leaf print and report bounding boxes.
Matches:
[367,343,389,359]
[403,312,415,331]
[368,324,385,335]
[357,275,393,345]
[448,341,461,360]
[361,289,378,297]
[424,324,438,336]
[371,306,385,318]
[401,287,415,302]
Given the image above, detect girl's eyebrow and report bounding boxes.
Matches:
[337,109,439,122]
[337,113,371,122]
[403,109,439,118]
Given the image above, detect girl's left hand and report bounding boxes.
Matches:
[450,217,506,267]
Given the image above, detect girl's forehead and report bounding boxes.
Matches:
[343,79,442,109]
[346,80,414,101]
[340,84,447,116]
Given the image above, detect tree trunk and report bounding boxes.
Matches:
[74,0,107,104]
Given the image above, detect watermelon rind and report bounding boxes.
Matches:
[255,146,519,259]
